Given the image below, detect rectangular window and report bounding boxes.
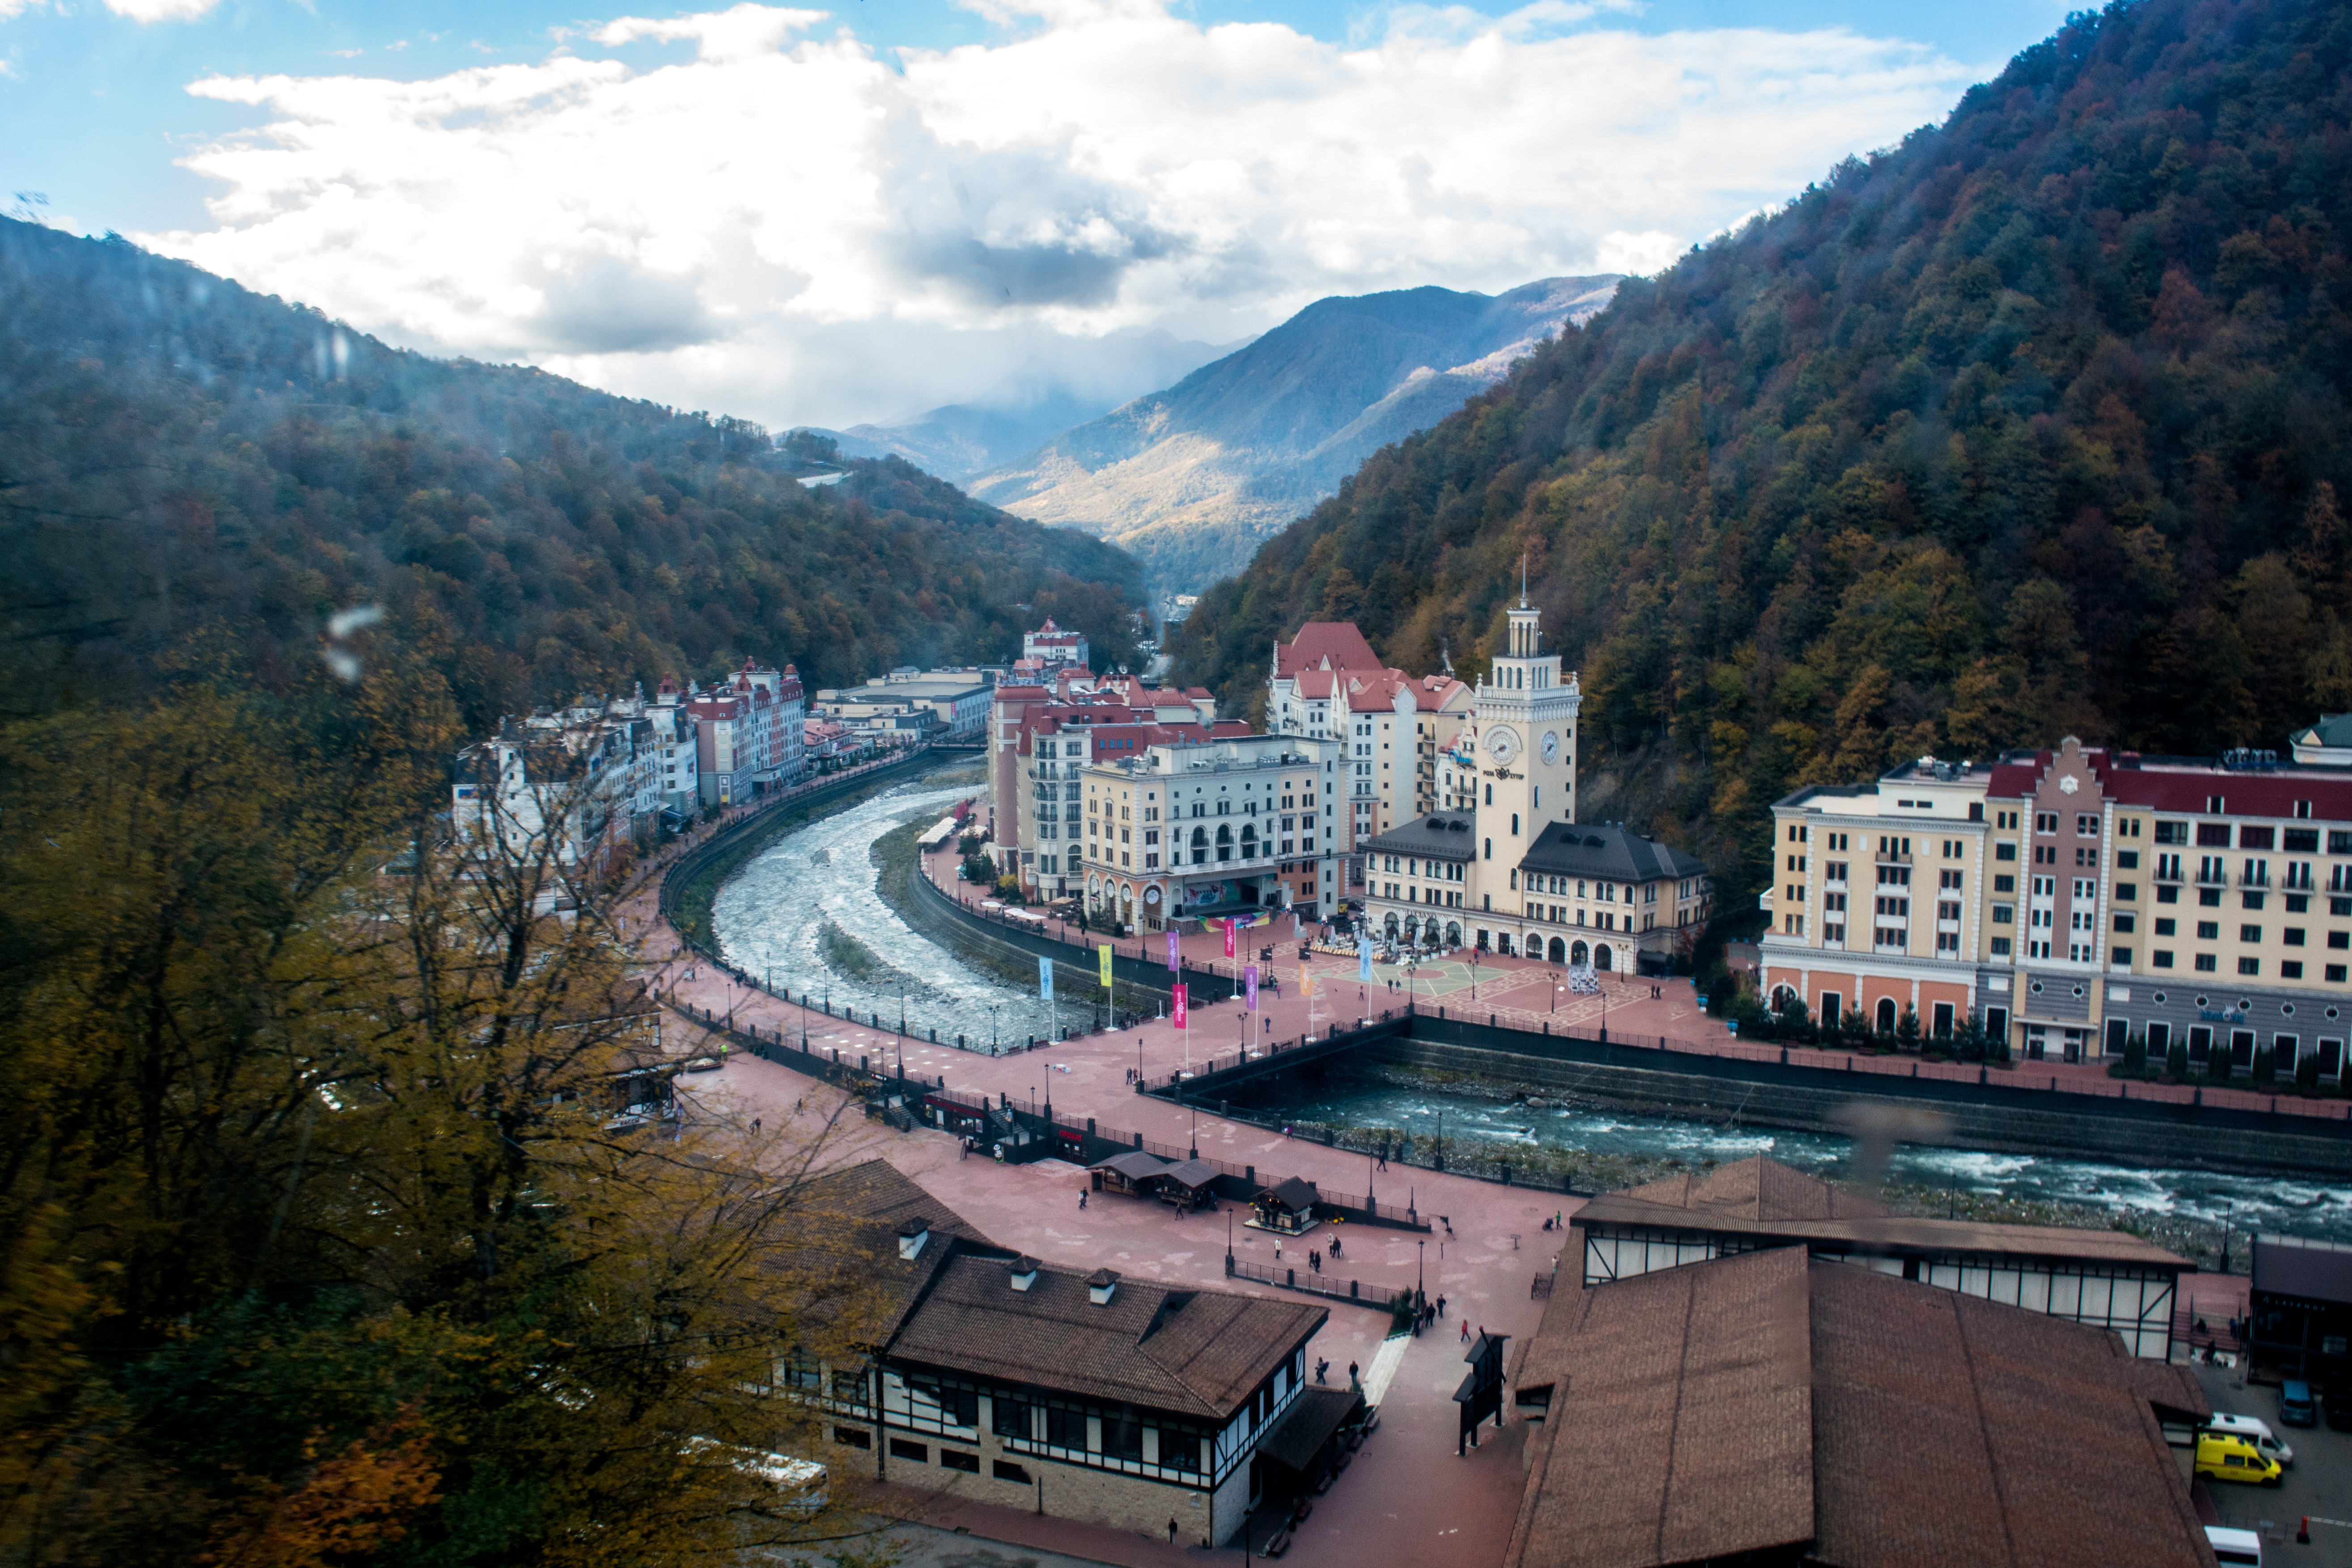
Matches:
[994,1460,1031,1483]
[2198,922,2220,940]
[2333,831,2352,854]
[2333,966,2349,983]
[2155,917,2176,936]
[2284,961,2305,979]
[2242,825,2276,850]
[1990,937,2012,956]
[2155,821,2188,845]
[2197,824,2233,847]
[2112,947,2132,965]
[1992,904,2014,924]
[2115,882,2136,900]
[2286,828,2320,853]
[2195,953,2218,972]
[2117,850,2140,869]
[2241,925,2263,943]
[2113,913,2135,933]
[835,1426,871,1449]
[1044,1406,1085,1449]
[2288,928,2308,946]
[1996,843,2017,862]
[939,1449,980,1474]
[891,1439,928,1462]
[2334,931,2351,950]
[2153,950,2174,968]
[2239,957,2262,976]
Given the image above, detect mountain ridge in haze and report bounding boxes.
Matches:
[967,275,1621,591]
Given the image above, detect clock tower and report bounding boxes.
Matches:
[1472,590,1581,867]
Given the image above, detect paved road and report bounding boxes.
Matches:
[2195,1363,2352,1565]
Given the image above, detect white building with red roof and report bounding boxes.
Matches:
[1022,616,1089,670]
[1268,621,1474,851]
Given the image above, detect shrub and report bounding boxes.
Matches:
[2122,1031,2147,1076]
[2297,1052,2322,1093]
[2253,1046,2277,1088]
[2166,1038,2189,1079]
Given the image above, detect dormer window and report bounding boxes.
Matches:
[897,1218,931,1260]
[1008,1255,1040,1291]
[1087,1268,1120,1306]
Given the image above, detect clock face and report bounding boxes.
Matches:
[1540,730,1560,765]
[1485,726,1522,766]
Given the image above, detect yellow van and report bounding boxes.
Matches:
[2195,1432,2283,1487]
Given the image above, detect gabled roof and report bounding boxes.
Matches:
[1274,622,1381,677]
[1504,1248,2212,1568]
[1360,814,1478,859]
[886,1254,1324,1420]
[1621,1155,1888,1222]
[1573,1158,2187,1269]
[1519,821,1707,883]
[776,1159,1004,1341]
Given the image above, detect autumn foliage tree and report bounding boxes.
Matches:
[0,652,899,1566]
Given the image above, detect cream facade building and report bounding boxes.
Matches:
[1356,598,1710,971]
[1079,733,1345,931]
[1764,735,2352,1077]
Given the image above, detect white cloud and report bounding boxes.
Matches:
[140,0,1977,428]
[103,0,222,21]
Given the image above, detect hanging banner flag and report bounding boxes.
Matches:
[1300,970,1314,997]
[1039,955,1054,1000]
[1245,965,1259,1010]
[1166,930,1180,972]
[1223,920,1237,959]
[1358,938,1373,981]
[1172,984,1188,1029]
[1099,944,1113,987]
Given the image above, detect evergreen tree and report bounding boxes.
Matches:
[2166,1037,2190,1080]
[1895,1006,1923,1054]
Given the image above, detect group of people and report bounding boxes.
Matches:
[1303,1235,1343,1274]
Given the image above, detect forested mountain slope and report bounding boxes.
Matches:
[0,219,1143,730]
[1171,0,2352,907]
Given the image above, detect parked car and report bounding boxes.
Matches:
[2207,1525,2262,1566]
[2280,1379,2318,1427]
[2195,1431,2283,1487]
[2205,1412,2294,1466]
[2327,1390,2352,1432]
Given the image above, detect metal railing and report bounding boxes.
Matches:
[1227,1257,1409,1310]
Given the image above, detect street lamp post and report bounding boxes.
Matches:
[1416,1238,1426,1326]
[989,1003,1002,1057]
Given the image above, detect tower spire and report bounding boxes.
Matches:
[1519,551,1528,609]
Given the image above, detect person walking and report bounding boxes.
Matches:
[1348,1360,1360,1390]
[1079,1190,1088,1210]
[1459,1318,1470,1343]
[1437,1294,1447,1319]
[1168,1520,1178,1546]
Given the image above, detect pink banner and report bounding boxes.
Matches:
[1223,919,1236,958]
[1172,985,1188,1029]
[1167,930,1180,972]
[1245,965,1259,1010]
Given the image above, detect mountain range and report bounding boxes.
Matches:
[809,330,1247,482]
[966,275,1620,592]
[0,219,1143,727]
[1169,0,2352,910]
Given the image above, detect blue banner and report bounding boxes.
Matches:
[1358,937,1372,981]
[1039,954,1054,1001]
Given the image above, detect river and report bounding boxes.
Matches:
[711,775,2352,1246]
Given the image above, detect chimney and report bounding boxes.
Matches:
[1087,1268,1121,1306]
[897,1217,931,1260]
[1008,1255,1040,1291]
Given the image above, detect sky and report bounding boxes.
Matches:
[1,0,2073,431]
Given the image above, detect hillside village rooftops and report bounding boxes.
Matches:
[1273,621,1381,677]
[1519,822,1707,883]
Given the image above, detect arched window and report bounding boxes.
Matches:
[1875,997,1897,1033]
[1548,937,1565,963]
[1771,985,1797,1011]
[1594,943,1613,971]
[1384,913,1399,936]
[1446,921,1462,946]
[1570,940,1588,965]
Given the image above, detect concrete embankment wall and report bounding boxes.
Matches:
[1365,1032,2352,1177]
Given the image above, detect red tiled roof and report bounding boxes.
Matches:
[1274,622,1381,677]
[1986,746,2352,820]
